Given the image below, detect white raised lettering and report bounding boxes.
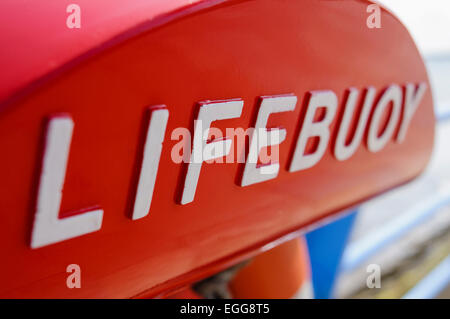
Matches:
[180,99,243,204]
[289,90,337,172]
[241,95,297,186]
[31,116,103,249]
[367,84,402,152]
[132,106,169,220]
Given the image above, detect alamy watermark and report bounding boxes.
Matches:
[366,4,381,29]
[66,264,81,288]
[66,4,81,29]
[366,264,381,289]
[170,123,282,175]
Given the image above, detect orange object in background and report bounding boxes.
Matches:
[230,237,312,299]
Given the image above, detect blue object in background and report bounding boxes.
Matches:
[305,211,357,299]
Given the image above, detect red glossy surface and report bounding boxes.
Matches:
[0,0,434,297]
[0,0,213,106]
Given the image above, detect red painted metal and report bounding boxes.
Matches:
[0,0,434,298]
[0,0,215,106]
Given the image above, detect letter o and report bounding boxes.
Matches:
[367,85,402,152]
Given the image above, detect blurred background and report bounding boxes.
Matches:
[315,0,450,299]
